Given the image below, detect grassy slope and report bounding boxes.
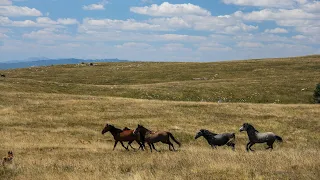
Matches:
[1,55,320,103]
[0,55,319,179]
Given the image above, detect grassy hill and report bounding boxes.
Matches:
[1,55,319,103]
[0,55,319,179]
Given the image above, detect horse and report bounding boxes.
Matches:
[101,124,144,151]
[239,123,283,151]
[0,74,5,78]
[133,124,181,152]
[195,129,235,150]
[2,151,14,167]
[122,127,144,150]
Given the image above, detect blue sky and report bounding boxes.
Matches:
[0,0,319,62]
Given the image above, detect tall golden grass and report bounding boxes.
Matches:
[0,56,319,179]
[0,92,319,179]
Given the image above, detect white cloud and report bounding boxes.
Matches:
[80,18,170,31]
[130,2,211,17]
[292,34,307,40]
[0,0,12,5]
[157,34,206,42]
[115,42,152,49]
[222,0,306,8]
[197,42,232,52]
[57,18,78,25]
[264,28,288,33]
[0,32,8,39]
[302,1,320,12]
[235,9,318,22]
[161,43,191,51]
[234,7,320,36]
[22,28,72,40]
[0,5,42,17]
[148,17,191,29]
[83,0,109,11]
[237,41,264,48]
[83,4,104,10]
[0,16,77,28]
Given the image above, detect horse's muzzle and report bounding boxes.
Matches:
[239,127,244,132]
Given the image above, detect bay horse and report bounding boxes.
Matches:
[239,123,283,151]
[133,124,181,152]
[101,124,144,151]
[195,129,235,150]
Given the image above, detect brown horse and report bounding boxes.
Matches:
[101,124,144,151]
[134,124,181,152]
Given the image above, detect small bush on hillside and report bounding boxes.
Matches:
[314,83,320,103]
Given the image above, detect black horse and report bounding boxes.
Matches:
[195,129,235,150]
[239,123,283,151]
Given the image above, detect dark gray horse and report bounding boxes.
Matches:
[239,123,283,151]
[195,129,235,150]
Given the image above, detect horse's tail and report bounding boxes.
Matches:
[275,135,283,142]
[168,132,181,147]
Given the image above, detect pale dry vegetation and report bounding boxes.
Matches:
[0,56,319,179]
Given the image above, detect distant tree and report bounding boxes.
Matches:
[314,83,320,103]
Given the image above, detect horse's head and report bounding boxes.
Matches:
[133,124,145,135]
[195,129,206,139]
[239,123,253,132]
[101,123,114,134]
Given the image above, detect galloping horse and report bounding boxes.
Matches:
[239,123,283,151]
[134,124,181,152]
[101,124,143,151]
[195,129,235,150]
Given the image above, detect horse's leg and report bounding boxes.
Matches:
[151,143,160,152]
[211,144,217,149]
[148,143,153,152]
[246,142,251,152]
[248,143,255,152]
[120,141,129,151]
[168,141,176,151]
[113,141,118,150]
[227,142,235,151]
[137,141,145,151]
[128,141,136,150]
[266,141,274,150]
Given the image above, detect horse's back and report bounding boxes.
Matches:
[256,132,276,142]
[145,131,168,143]
[118,130,138,141]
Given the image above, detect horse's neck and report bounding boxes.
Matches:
[203,132,217,140]
[109,128,122,137]
[247,129,258,138]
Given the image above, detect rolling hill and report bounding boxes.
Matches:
[0,55,319,179]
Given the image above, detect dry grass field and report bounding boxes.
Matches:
[0,55,319,179]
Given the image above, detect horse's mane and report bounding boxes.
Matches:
[123,127,131,131]
[109,125,123,133]
[138,125,152,133]
[201,129,218,136]
[247,124,259,132]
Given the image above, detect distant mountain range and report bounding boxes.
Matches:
[0,58,129,70]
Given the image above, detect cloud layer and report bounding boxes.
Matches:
[0,1,319,62]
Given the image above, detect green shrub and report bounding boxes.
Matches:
[314,83,320,103]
